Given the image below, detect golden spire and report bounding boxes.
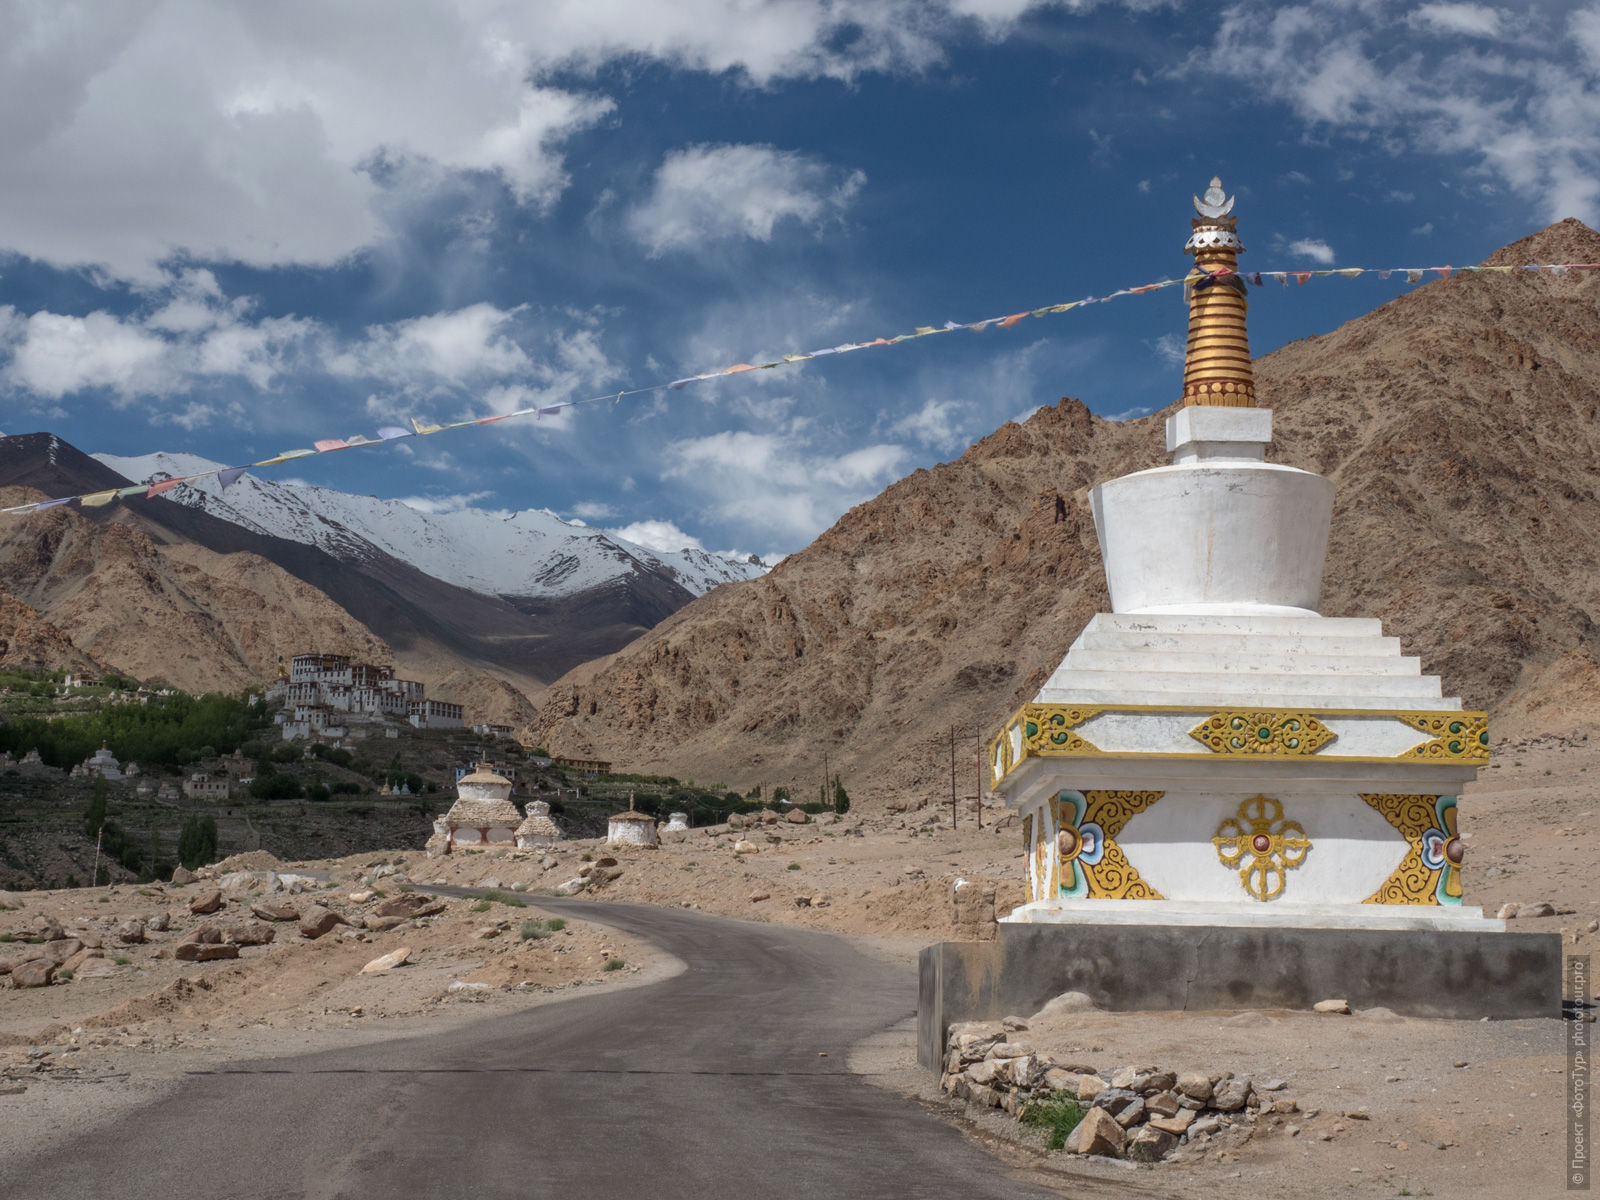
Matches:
[1181,177,1255,407]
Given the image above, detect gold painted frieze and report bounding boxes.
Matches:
[990,703,1490,789]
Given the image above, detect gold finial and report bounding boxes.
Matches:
[1181,176,1255,408]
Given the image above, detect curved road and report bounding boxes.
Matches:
[5,900,1131,1200]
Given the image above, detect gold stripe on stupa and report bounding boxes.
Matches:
[1181,176,1255,408]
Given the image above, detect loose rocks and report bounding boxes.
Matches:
[298,905,349,940]
[360,947,412,974]
[1064,1107,1126,1157]
[188,889,224,915]
[251,900,299,922]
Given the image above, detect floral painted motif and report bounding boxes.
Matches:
[1212,795,1312,901]
[1051,790,1164,900]
[1360,793,1464,906]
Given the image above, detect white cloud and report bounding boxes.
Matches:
[1286,237,1337,265]
[1412,220,1435,236]
[610,519,706,554]
[0,1,1083,281]
[395,491,495,514]
[569,501,618,520]
[1150,331,1185,367]
[661,428,909,544]
[1410,4,1503,38]
[891,398,969,453]
[330,304,532,385]
[626,144,865,256]
[1197,1,1600,227]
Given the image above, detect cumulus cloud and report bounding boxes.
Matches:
[0,1,1081,281]
[1197,1,1600,226]
[1286,238,1337,265]
[891,397,969,453]
[569,500,619,521]
[395,491,496,514]
[1410,3,1503,38]
[626,144,865,256]
[610,518,706,553]
[661,428,909,544]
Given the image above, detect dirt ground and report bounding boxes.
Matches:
[2,734,1594,1197]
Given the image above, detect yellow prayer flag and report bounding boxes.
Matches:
[80,491,117,507]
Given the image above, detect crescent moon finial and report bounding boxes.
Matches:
[1193,176,1235,219]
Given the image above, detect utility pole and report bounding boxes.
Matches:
[949,725,958,829]
[976,729,984,829]
[823,750,830,809]
[92,823,103,889]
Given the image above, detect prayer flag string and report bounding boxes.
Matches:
[4,260,1598,517]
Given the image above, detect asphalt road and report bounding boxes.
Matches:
[4,900,1138,1200]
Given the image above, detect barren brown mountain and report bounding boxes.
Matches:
[532,219,1600,807]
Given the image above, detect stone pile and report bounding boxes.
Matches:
[941,1019,1298,1162]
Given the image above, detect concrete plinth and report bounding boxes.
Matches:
[916,921,1561,1070]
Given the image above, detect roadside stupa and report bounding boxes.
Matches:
[514,800,563,849]
[607,795,658,848]
[919,179,1558,1039]
[439,763,522,849]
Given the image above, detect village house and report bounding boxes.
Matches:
[182,772,231,802]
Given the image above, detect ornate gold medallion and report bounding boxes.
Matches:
[1189,711,1335,756]
[1213,795,1311,901]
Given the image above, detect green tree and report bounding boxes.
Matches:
[833,776,851,816]
[83,775,109,839]
[177,814,218,870]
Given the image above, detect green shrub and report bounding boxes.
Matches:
[1020,1096,1088,1151]
[114,956,131,966]
[56,968,74,981]
[602,958,625,972]
[474,889,526,908]
[469,900,491,913]
[545,917,566,932]
[520,920,551,940]
[787,862,801,871]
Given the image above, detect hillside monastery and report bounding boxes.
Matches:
[266,653,464,741]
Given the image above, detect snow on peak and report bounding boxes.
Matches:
[92,450,767,600]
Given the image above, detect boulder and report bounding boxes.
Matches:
[1077,1074,1108,1102]
[1006,1055,1041,1089]
[148,912,171,932]
[218,872,255,891]
[726,812,746,829]
[73,957,123,979]
[1128,1125,1178,1161]
[1042,1068,1083,1093]
[174,942,239,962]
[1110,1067,1151,1092]
[1520,901,1556,918]
[0,890,23,910]
[372,894,446,919]
[223,922,276,946]
[1064,1106,1126,1157]
[1092,1087,1142,1118]
[989,1041,1034,1059]
[732,840,759,855]
[1211,1077,1252,1112]
[298,905,348,939]
[182,924,223,945]
[30,915,65,941]
[363,914,409,933]
[965,1059,1001,1086]
[1147,1109,1196,1136]
[170,866,196,885]
[1144,1091,1182,1119]
[553,877,587,897]
[1313,998,1351,1015]
[1141,1071,1177,1095]
[1175,1071,1213,1102]
[360,947,413,974]
[188,889,224,915]
[11,961,54,988]
[62,948,104,973]
[1031,990,1097,1020]
[785,809,809,824]
[116,920,146,945]
[40,938,85,965]
[251,900,300,922]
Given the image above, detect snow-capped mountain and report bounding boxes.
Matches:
[93,451,766,600]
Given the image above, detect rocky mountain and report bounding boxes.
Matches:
[530,219,1600,807]
[0,436,762,704]
[93,451,766,600]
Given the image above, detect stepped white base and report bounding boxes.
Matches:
[1036,612,1462,712]
[1003,898,1499,932]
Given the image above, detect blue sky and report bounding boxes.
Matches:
[2,1,1597,561]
